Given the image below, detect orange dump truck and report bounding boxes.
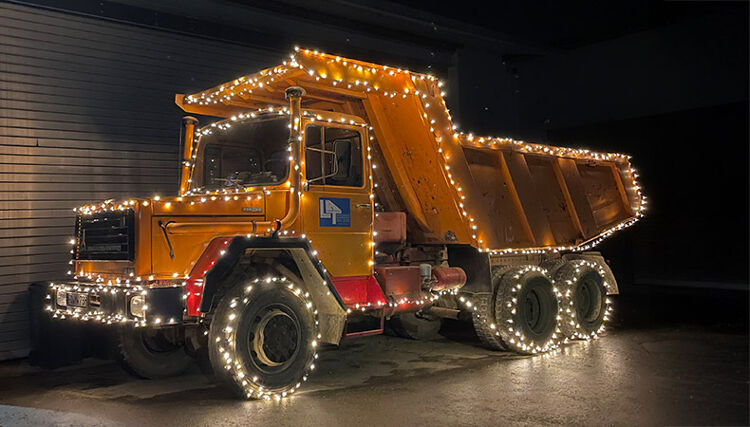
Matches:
[48,48,645,400]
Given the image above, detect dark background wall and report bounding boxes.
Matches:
[1,0,747,359]
[447,2,748,288]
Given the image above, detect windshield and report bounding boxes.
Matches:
[190,116,289,192]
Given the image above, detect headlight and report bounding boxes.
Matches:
[130,295,147,318]
[56,290,67,307]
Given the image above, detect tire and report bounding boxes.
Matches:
[471,267,509,351]
[554,260,612,339]
[562,252,618,294]
[540,258,566,277]
[117,327,192,379]
[390,311,442,340]
[493,266,561,354]
[208,277,318,400]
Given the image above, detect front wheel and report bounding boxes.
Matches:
[117,327,192,379]
[208,277,319,400]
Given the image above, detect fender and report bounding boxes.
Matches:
[186,235,348,344]
[447,245,492,295]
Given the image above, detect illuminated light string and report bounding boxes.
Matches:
[215,276,319,401]
[68,263,188,287]
[183,66,294,106]
[183,107,369,200]
[458,266,565,353]
[55,235,341,329]
[72,110,370,213]
[46,282,151,327]
[182,106,289,198]
[75,199,139,216]
[181,47,646,255]
[74,47,644,256]
[287,49,646,254]
[61,49,631,357]
[556,259,614,340]
[70,102,378,281]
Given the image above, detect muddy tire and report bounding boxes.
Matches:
[563,252,618,294]
[208,277,318,400]
[471,267,510,351]
[540,258,566,277]
[554,260,611,339]
[390,311,442,340]
[493,266,561,354]
[117,327,192,379]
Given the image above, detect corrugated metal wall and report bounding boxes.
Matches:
[0,2,283,359]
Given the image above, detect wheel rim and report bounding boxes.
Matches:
[524,289,542,333]
[575,275,604,325]
[517,276,557,342]
[248,305,301,373]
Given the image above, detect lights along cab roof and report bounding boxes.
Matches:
[176,48,645,253]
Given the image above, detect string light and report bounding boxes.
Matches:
[58,49,638,381]
[554,259,614,340]
[46,282,155,327]
[213,276,319,401]
[181,47,645,255]
[462,266,563,354]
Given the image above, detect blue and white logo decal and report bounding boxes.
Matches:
[319,197,350,227]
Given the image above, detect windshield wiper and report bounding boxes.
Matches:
[211,177,244,190]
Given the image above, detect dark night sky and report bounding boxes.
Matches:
[391,0,734,47]
[393,0,750,286]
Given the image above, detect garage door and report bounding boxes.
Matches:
[0,2,283,359]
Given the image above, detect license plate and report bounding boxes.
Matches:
[66,292,89,307]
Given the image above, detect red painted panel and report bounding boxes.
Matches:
[187,247,387,316]
[331,275,386,309]
[185,238,231,316]
[375,266,432,316]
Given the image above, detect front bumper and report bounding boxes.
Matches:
[46,282,185,327]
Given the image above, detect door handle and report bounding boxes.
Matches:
[356,203,372,209]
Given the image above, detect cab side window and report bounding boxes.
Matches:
[305,125,363,187]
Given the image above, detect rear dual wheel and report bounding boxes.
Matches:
[473,266,562,354]
[553,260,611,339]
[390,311,442,341]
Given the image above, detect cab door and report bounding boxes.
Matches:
[301,123,372,281]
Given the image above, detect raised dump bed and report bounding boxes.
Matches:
[177,48,645,254]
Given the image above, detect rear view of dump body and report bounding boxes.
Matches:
[178,48,645,253]
[459,139,641,251]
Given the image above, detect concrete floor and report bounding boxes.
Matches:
[0,287,747,426]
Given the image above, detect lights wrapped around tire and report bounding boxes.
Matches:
[554,260,613,340]
[493,266,562,354]
[466,265,562,354]
[208,276,320,401]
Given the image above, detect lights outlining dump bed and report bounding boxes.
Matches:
[180,46,646,256]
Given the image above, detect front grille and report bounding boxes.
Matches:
[77,210,135,261]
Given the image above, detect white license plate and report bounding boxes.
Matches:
[66,292,89,307]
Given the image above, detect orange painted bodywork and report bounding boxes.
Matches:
[74,50,644,282]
